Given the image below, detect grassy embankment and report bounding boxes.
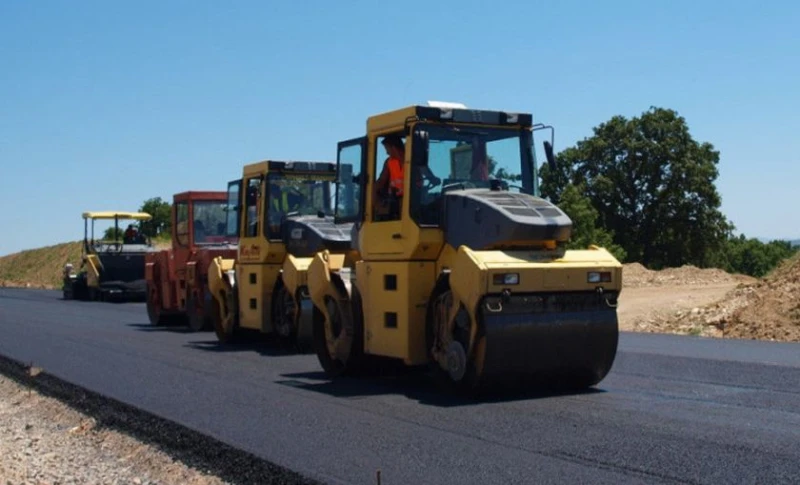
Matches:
[0,235,171,289]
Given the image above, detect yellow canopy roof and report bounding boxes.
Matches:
[82,211,153,221]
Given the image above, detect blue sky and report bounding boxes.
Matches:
[1,0,798,256]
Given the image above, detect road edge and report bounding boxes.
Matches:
[0,352,324,485]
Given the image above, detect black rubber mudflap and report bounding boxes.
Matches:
[477,294,619,390]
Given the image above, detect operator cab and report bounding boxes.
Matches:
[333,102,558,258]
[171,195,236,248]
[224,161,350,259]
[83,211,155,254]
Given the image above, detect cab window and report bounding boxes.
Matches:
[244,177,261,238]
[410,126,526,227]
[225,180,241,238]
[175,202,189,246]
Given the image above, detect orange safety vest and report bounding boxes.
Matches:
[387,157,404,196]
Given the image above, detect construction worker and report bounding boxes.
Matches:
[270,182,303,213]
[193,220,206,243]
[268,182,305,235]
[374,134,440,219]
[123,224,137,244]
[375,135,405,201]
[245,182,260,237]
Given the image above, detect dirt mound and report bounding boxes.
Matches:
[623,263,756,288]
[642,254,800,342]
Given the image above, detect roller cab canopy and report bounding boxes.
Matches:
[82,211,153,221]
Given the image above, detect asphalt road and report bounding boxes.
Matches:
[1,288,799,485]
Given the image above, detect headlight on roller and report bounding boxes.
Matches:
[587,271,612,283]
[492,273,519,285]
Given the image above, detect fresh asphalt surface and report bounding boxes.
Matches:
[1,288,798,485]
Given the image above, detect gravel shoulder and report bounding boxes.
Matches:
[0,371,230,485]
[0,356,320,485]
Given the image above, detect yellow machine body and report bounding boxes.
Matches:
[308,103,623,390]
[208,160,353,345]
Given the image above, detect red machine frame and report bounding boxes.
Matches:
[144,191,238,331]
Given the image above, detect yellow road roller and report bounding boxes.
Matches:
[208,160,355,347]
[307,102,622,391]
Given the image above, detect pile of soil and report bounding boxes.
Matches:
[623,262,755,288]
[641,255,800,342]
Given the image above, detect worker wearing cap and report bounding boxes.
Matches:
[377,135,406,194]
[373,135,406,219]
[374,135,440,219]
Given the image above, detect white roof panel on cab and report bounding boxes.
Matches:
[426,100,468,109]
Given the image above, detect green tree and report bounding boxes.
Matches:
[719,235,799,277]
[139,197,172,237]
[102,227,123,241]
[541,107,733,269]
[557,184,627,261]
[487,156,522,182]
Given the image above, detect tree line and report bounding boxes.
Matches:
[540,106,797,278]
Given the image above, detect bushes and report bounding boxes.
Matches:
[717,236,799,278]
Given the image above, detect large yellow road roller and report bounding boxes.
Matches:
[307,102,622,391]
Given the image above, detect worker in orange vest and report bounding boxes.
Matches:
[374,134,440,219]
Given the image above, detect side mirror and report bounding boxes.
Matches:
[543,141,556,171]
[412,130,430,167]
